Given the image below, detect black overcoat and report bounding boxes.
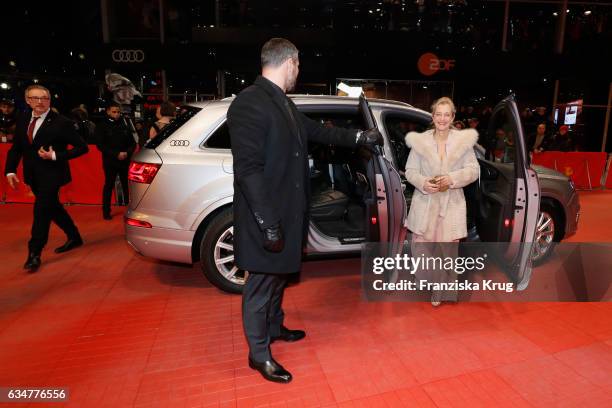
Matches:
[227,76,357,273]
[95,117,136,166]
[5,111,88,187]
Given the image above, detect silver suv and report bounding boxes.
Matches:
[125,95,579,293]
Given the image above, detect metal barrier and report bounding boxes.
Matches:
[532,151,609,190]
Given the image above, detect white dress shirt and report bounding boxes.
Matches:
[31,109,51,141]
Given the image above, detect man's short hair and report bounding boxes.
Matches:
[106,101,121,110]
[25,84,51,98]
[261,38,298,68]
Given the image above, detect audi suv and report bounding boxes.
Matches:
[125,95,579,293]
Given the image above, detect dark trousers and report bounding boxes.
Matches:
[102,160,129,216]
[242,272,288,362]
[29,182,80,255]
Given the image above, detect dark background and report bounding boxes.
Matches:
[1,1,611,150]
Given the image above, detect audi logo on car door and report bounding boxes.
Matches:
[112,49,145,63]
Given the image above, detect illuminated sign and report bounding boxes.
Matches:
[112,49,145,63]
[418,53,455,76]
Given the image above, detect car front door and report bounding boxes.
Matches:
[359,95,408,256]
[478,96,539,289]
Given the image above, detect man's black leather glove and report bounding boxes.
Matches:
[356,128,384,146]
[263,223,285,253]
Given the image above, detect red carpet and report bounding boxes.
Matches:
[565,191,612,242]
[0,191,610,407]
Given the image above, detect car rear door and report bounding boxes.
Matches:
[477,96,539,289]
[359,95,407,255]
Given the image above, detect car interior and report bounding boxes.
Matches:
[305,112,372,243]
[304,110,430,243]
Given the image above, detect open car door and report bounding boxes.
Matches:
[358,94,407,255]
[477,96,539,289]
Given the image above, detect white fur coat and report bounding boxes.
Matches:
[404,128,479,241]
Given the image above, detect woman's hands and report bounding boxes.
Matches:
[435,175,453,190]
[423,174,453,193]
[423,179,440,194]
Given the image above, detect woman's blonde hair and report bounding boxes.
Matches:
[430,97,456,115]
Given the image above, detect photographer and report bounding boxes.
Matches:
[0,98,16,143]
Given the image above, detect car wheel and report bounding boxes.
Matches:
[200,207,247,294]
[531,201,562,266]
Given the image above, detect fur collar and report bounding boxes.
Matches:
[404,128,478,169]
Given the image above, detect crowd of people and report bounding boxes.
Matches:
[2,92,582,156]
[1,95,178,220]
[451,103,579,155]
[521,106,578,153]
[0,98,177,149]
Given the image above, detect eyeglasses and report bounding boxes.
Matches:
[27,96,50,102]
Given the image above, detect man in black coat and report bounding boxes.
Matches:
[227,38,382,383]
[95,101,136,219]
[5,85,88,272]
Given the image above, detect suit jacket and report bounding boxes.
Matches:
[227,76,357,273]
[404,128,479,241]
[4,110,88,187]
[95,117,136,164]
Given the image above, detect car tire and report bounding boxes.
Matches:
[200,207,246,294]
[531,200,563,266]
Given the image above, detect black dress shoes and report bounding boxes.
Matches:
[271,326,306,343]
[248,358,292,383]
[54,237,83,254]
[24,254,41,272]
[103,213,112,220]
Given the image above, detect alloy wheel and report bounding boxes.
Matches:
[531,211,555,262]
[214,226,248,285]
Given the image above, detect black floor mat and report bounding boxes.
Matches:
[311,202,365,239]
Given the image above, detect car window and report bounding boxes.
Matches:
[202,110,365,151]
[383,113,429,170]
[204,121,231,149]
[483,108,517,165]
[303,111,366,132]
[301,110,370,198]
[302,111,365,157]
[145,106,201,149]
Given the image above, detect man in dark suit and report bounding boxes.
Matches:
[227,38,382,383]
[95,101,136,220]
[5,85,88,272]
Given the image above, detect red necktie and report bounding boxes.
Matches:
[27,116,40,144]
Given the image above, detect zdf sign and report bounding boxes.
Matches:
[418,53,455,76]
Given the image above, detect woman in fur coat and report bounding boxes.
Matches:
[404,97,480,306]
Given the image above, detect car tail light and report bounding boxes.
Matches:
[125,218,152,228]
[371,216,378,225]
[128,162,161,184]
